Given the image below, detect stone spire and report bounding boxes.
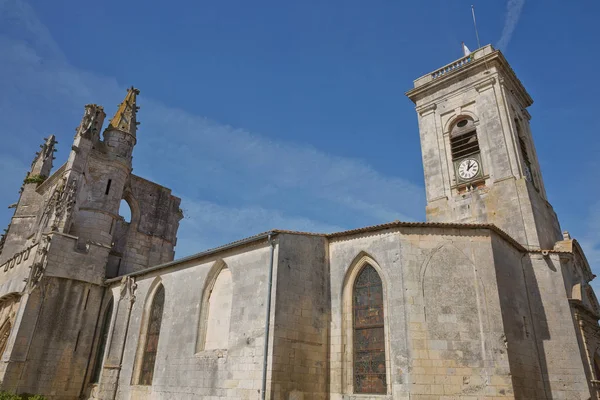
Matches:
[76,104,106,140]
[107,86,140,136]
[29,135,57,178]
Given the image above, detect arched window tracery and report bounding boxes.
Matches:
[0,319,12,357]
[138,284,165,385]
[353,264,386,394]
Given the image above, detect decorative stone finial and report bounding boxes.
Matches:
[563,231,571,240]
[76,104,105,139]
[28,135,57,180]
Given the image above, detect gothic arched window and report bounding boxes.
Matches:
[139,285,165,385]
[91,298,114,383]
[353,264,386,394]
[197,263,233,351]
[0,319,12,357]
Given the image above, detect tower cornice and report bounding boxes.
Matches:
[406,45,533,109]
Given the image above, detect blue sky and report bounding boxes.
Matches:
[0,0,599,280]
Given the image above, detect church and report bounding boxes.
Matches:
[0,45,598,400]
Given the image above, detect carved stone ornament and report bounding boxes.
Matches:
[77,104,103,138]
[28,235,51,290]
[41,181,61,232]
[30,136,56,170]
[53,178,78,232]
[44,176,78,233]
[119,276,137,304]
[0,225,8,255]
[586,286,600,315]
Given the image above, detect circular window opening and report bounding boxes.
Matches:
[456,119,469,128]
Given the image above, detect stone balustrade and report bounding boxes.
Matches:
[431,55,472,79]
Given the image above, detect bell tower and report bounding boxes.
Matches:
[406,45,561,249]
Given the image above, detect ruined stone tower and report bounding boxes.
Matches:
[0,88,182,397]
[406,45,561,249]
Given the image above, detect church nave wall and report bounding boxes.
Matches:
[95,240,275,400]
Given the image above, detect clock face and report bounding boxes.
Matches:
[458,158,480,180]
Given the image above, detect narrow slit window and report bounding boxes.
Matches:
[74,331,81,352]
[105,179,112,195]
[83,288,90,310]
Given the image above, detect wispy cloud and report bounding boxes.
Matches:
[177,198,345,254]
[496,0,526,51]
[0,0,425,257]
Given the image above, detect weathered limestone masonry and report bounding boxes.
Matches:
[94,223,596,400]
[406,45,561,250]
[0,45,599,400]
[0,88,182,399]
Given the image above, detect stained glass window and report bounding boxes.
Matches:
[91,298,113,383]
[139,285,164,385]
[0,320,11,357]
[353,264,386,394]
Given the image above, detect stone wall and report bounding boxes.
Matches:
[2,277,104,398]
[78,226,596,400]
[270,234,329,399]
[327,226,559,400]
[328,228,408,400]
[490,234,546,398]
[524,253,591,399]
[95,240,275,400]
[116,175,181,275]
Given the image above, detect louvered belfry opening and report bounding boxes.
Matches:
[519,135,531,167]
[515,118,538,189]
[450,118,479,160]
[515,119,530,166]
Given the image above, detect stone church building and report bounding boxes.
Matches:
[0,45,598,400]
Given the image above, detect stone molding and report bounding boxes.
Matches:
[416,103,436,116]
[474,77,497,93]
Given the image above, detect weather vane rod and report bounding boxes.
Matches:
[471,5,482,50]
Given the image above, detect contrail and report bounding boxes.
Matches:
[496,0,525,51]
